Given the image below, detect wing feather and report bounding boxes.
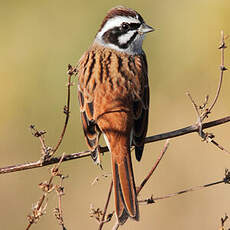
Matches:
[77,51,100,163]
[132,52,149,161]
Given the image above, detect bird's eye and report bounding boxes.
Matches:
[121,22,130,31]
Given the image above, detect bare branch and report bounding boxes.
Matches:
[144,116,230,144]
[0,115,229,175]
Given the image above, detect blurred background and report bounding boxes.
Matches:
[0,0,230,229]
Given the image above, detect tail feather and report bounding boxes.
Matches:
[112,153,139,225]
[114,163,129,224]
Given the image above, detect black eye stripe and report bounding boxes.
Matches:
[121,23,141,32]
[129,23,141,30]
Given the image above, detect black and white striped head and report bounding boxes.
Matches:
[95,6,154,55]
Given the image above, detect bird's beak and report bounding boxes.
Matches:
[139,23,154,35]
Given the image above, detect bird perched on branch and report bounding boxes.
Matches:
[77,6,153,224]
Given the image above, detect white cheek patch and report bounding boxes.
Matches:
[118,30,136,45]
[97,16,140,39]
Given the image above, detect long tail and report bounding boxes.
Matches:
[112,148,139,225]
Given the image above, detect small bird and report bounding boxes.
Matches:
[77,6,153,224]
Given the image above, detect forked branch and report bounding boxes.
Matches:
[186,31,229,154]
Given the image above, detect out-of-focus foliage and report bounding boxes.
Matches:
[0,0,230,229]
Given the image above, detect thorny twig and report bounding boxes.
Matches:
[187,31,229,154]
[187,94,230,154]
[26,154,65,230]
[54,174,68,229]
[138,169,230,204]
[203,30,227,119]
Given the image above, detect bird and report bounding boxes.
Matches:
[77,6,153,225]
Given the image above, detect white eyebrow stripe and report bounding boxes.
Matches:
[97,16,140,39]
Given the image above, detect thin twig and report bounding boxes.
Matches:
[98,180,113,230]
[137,140,170,195]
[1,116,230,175]
[50,65,76,157]
[54,174,68,229]
[201,30,227,121]
[139,169,230,204]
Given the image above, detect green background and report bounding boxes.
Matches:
[0,0,230,229]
